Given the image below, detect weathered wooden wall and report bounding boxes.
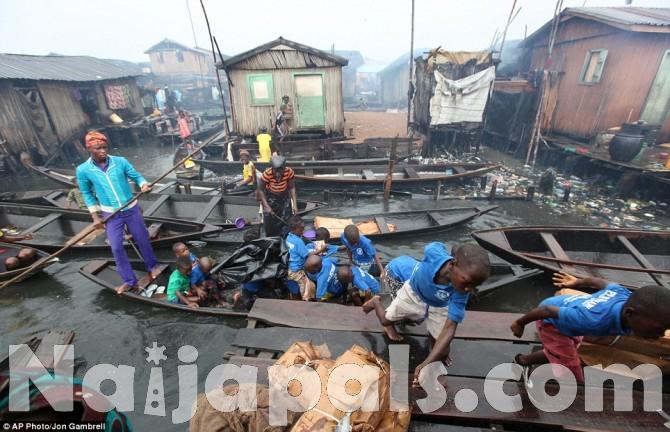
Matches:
[38,82,88,141]
[228,66,344,136]
[527,17,670,141]
[380,66,409,108]
[149,50,213,76]
[0,82,50,155]
[231,49,338,70]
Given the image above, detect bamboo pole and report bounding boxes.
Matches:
[0,133,222,290]
[384,136,399,201]
[406,0,415,132]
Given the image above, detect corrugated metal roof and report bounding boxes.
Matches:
[0,53,142,82]
[567,7,670,27]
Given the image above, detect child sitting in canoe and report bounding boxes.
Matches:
[363,242,490,384]
[304,255,353,302]
[307,227,339,259]
[340,224,384,277]
[511,272,670,385]
[167,256,198,308]
[384,255,419,299]
[285,216,324,300]
[172,242,197,265]
[190,256,225,306]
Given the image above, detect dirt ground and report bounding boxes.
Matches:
[343,111,408,142]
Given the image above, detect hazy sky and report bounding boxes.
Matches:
[1,0,668,65]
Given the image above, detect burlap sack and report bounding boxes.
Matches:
[376,410,411,432]
[274,341,330,368]
[290,345,391,432]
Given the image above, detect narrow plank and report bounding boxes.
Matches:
[81,259,108,275]
[540,232,576,273]
[137,263,168,291]
[404,166,420,179]
[362,169,376,180]
[195,196,222,224]
[617,235,666,286]
[21,213,61,234]
[146,222,163,239]
[248,299,538,343]
[142,194,170,217]
[231,327,537,378]
[411,376,669,431]
[32,330,75,370]
[375,216,390,234]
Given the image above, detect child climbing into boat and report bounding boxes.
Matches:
[511,272,670,385]
[307,227,339,258]
[190,256,225,306]
[172,242,198,266]
[340,224,384,277]
[304,254,354,302]
[167,255,198,308]
[384,255,419,299]
[285,216,324,300]
[350,265,380,305]
[363,242,490,385]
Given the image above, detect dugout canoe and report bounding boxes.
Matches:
[472,226,670,289]
[196,157,391,176]
[79,260,247,318]
[5,190,324,228]
[0,203,220,253]
[27,165,233,195]
[205,205,498,245]
[290,163,499,189]
[0,242,58,282]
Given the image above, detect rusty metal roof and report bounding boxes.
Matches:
[0,53,142,82]
[567,7,670,27]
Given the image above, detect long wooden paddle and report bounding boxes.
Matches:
[0,131,225,289]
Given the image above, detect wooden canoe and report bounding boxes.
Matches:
[197,157,391,176]
[290,163,499,189]
[79,260,247,317]
[472,226,670,289]
[0,242,58,282]
[205,205,498,245]
[0,203,221,253]
[8,190,324,228]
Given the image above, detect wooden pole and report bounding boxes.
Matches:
[406,0,415,132]
[384,135,398,200]
[200,0,231,137]
[498,0,518,60]
[0,132,223,290]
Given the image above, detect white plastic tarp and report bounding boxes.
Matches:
[429,66,496,125]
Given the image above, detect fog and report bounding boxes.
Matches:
[1,0,668,65]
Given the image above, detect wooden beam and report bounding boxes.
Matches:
[195,196,222,224]
[540,232,576,273]
[21,213,61,235]
[616,235,667,286]
[362,169,376,180]
[375,216,390,234]
[142,194,170,217]
[404,166,420,179]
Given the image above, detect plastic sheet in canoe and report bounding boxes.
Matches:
[211,237,288,284]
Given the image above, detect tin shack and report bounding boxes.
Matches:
[222,37,348,136]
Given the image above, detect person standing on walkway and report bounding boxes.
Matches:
[256,155,297,237]
[76,131,162,294]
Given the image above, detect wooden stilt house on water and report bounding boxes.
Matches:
[220,37,348,137]
[0,54,143,173]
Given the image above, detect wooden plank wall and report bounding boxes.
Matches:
[228,66,344,136]
[0,82,49,155]
[527,17,670,141]
[38,82,88,141]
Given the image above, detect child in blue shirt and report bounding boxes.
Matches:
[285,216,324,300]
[512,272,670,384]
[350,265,380,305]
[363,242,490,384]
[304,255,353,302]
[340,225,384,277]
[385,255,419,299]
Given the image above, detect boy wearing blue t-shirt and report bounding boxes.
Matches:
[512,272,670,384]
[350,265,380,305]
[285,216,324,300]
[304,255,353,302]
[363,242,490,384]
[384,255,419,299]
[340,225,384,277]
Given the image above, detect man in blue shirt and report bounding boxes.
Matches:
[512,272,670,384]
[76,131,160,294]
[285,216,323,300]
[363,242,490,384]
[384,256,419,299]
[340,225,384,277]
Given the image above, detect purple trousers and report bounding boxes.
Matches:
[103,205,158,286]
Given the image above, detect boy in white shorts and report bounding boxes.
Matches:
[363,242,490,383]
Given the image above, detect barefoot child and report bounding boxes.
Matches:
[340,224,384,277]
[363,242,490,382]
[511,272,670,384]
[285,216,323,300]
[167,256,199,308]
[350,265,380,305]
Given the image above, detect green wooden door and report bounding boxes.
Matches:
[641,50,670,125]
[295,74,325,128]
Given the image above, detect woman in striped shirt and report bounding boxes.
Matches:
[257,155,297,237]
